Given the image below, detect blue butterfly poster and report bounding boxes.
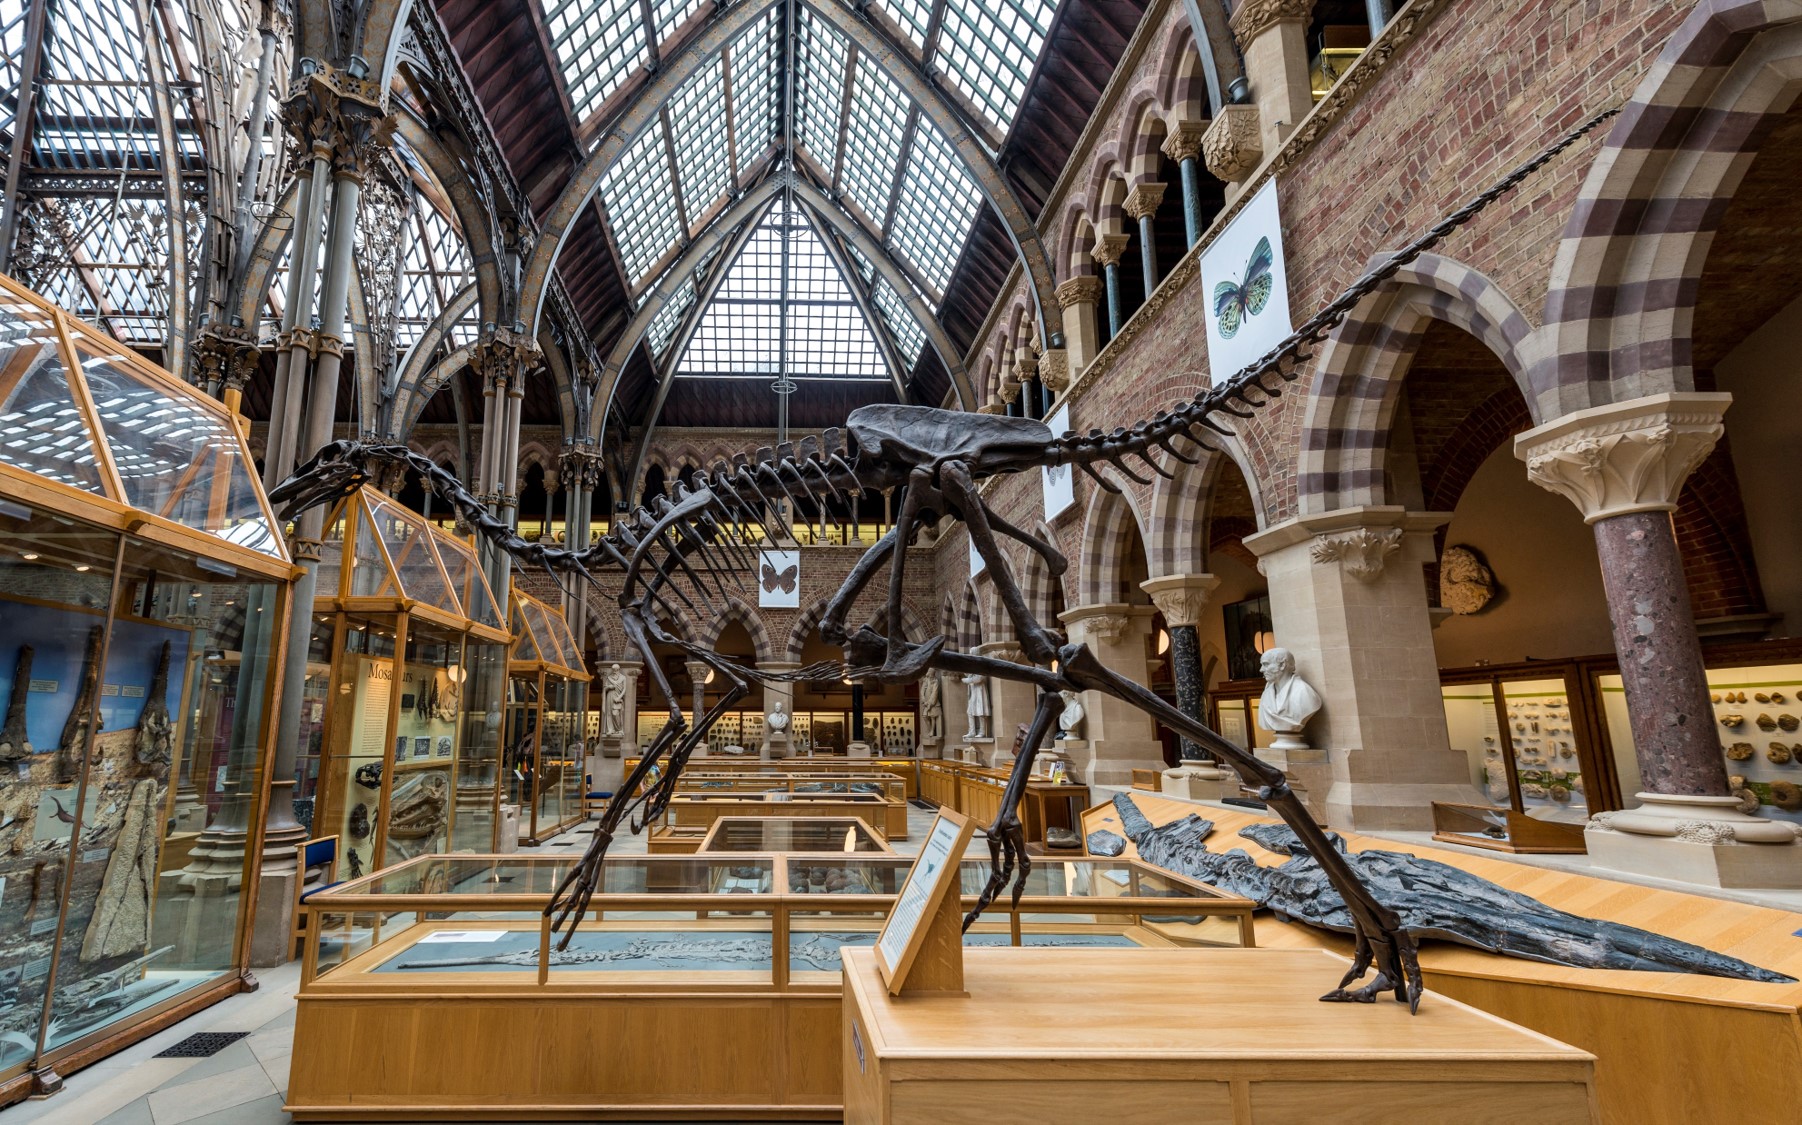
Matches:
[1199,179,1293,377]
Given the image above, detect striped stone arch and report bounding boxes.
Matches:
[1540,0,1802,420]
[1144,436,1267,579]
[957,581,986,651]
[784,593,926,660]
[697,596,778,664]
[1076,479,1150,607]
[1297,254,1535,515]
[1056,202,1099,279]
[649,604,698,645]
[583,599,618,662]
[1155,17,1211,124]
[1116,90,1172,181]
[1015,521,1068,626]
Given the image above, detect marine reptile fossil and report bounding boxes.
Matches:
[273,106,1623,1014]
[134,641,173,766]
[56,627,103,783]
[1109,794,1792,983]
[0,645,32,763]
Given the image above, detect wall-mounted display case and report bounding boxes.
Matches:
[295,487,509,877]
[287,852,1255,1119]
[0,274,293,1104]
[503,586,589,846]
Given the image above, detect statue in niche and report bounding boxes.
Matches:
[919,671,943,744]
[1057,690,1086,741]
[600,663,628,738]
[962,672,991,740]
[1258,648,1323,751]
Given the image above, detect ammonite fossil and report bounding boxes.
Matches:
[1769,744,1794,765]
[1726,743,1755,761]
[1756,713,1778,732]
[1732,787,1761,814]
[1781,713,1800,732]
[1771,781,1802,812]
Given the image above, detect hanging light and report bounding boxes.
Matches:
[1155,628,1170,655]
[1254,630,1276,655]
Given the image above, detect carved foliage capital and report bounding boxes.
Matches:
[1516,395,1729,524]
[471,325,544,389]
[1055,275,1103,309]
[1123,182,1167,222]
[282,64,393,178]
[192,323,262,390]
[1203,104,1264,184]
[1229,0,1315,47]
[1038,349,1069,394]
[1140,574,1221,628]
[1162,121,1207,164]
[560,447,606,490]
[1090,232,1132,269]
[1310,527,1403,582]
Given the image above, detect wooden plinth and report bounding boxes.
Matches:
[841,947,1597,1124]
[1087,794,1802,1124]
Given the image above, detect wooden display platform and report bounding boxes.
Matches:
[841,946,1597,1124]
[1085,794,1802,1124]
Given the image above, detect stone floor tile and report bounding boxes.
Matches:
[145,1063,276,1125]
[177,1093,290,1125]
[94,1097,156,1125]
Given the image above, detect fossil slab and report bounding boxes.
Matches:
[80,779,160,962]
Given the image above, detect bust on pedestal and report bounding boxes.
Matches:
[1257,648,1322,752]
[765,698,791,759]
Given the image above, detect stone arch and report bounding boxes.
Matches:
[1117,92,1172,181]
[1156,19,1210,123]
[697,596,777,664]
[1057,204,1098,279]
[1076,481,1150,607]
[958,580,986,651]
[1144,435,1267,579]
[1540,2,1802,420]
[1298,254,1536,514]
[1016,521,1067,625]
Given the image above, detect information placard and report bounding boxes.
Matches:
[874,808,974,994]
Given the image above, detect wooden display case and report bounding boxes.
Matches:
[287,852,1256,1121]
[623,755,923,799]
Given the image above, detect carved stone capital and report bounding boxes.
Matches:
[1090,232,1132,269]
[281,62,394,179]
[192,323,261,390]
[1310,526,1404,581]
[998,378,1021,404]
[1514,392,1731,524]
[1123,182,1167,222]
[1038,349,1069,394]
[1060,604,1139,642]
[1012,358,1038,384]
[977,401,1007,415]
[471,325,544,390]
[1054,275,1103,309]
[1139,574,1221,628]
[1162,120,1208,164]
[1203,104,1264,183]
[1229,0,1315,47]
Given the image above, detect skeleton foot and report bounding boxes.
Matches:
[1320,971,1395,1004]
[1319,926,1423,1011]
[963,814,1028,930]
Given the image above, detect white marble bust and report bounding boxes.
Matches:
[1257,647,1322,751]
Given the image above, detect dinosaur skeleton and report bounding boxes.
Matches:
[273,106,1619,1013]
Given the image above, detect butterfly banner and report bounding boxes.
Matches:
[758,549,801,607]
[1041,403,1076,520]
[1199,178,1293,377]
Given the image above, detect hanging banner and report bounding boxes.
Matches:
[1199,178,1294,379]
[968,535,985,577]
[1042,403,1075,520]
[758,549,800,607]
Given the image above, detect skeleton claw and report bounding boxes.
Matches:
[878,635,946,683]
[1320,971,1394,1004]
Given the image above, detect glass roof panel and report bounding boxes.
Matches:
[872,280,925,367]
[646,278,694,361]
[888,121,983,295]
[728,11,781,176]
[667,59,732,226]
[837,63,911,228]
[676,206,888,382]
[794,8,846,176]
[651,0,706,43]
[440,533,504,629]
[509,598,543,663]
[73,335,283,555]
[348,498,395,598]
[936,0,1057,131]
[599,122,683,288]
[0,297,108,495]
[395,192,474,351]
[541,0,648,123]
[875,0,935,52]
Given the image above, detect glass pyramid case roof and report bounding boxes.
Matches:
[508,585,589,679]
[318,486,507,636]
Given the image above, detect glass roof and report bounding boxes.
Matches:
[673,203,888,382]
[540,0,1061,371]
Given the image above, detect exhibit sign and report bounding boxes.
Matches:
[875,807,974,994]
[1199,178,1293,379]
[757,549,800,607]
[1042,403,1075,520]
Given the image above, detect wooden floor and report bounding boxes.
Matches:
[842,946,1597,1124]
[1084,794,1802,1124]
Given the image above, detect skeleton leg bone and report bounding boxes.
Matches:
[939,461,1063,665]
[963,690,1062,930]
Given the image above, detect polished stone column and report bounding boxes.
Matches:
[1140,574,1221,760]
[1091,233,1131,340]
[1245,507,1479,829]
[1163,124,1208,247]
[1231,0,1317,155]
[1055,277,1102,375]
[685,659,711,755]
[1125,183,1166,295]
[1516,392,1802,884]
[1057,605,1167,785]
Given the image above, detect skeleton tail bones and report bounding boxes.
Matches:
[271,104,1618,1006]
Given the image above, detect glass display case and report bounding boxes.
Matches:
[0,274,292,1101]
[504,586,589,845]
[697,816,892,853]
[300,487,510,875]
[653,709,918,756]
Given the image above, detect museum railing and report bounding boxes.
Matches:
[297,851,1258,988]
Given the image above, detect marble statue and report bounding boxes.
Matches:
[1057,690,1085,740]
[600,663,628,738]
[919,671,943,744]
[1258,648,1322,751]
[765,697,790,736]
[962,672,991,739]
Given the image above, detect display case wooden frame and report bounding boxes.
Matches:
[504,584,590,846]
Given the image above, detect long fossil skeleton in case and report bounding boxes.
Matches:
[273,107,1621,1013]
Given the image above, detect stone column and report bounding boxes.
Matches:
[1058,605,1167,785]
[1230,0,1316,157]
[1163,123,1208,248]
[1013,347,1040,420]
[685,659,711,755]
[972,641,1033,767]
[1515,392,1802,885]
[540,468,559,541]
[1124,183,1166,295]
[756,661,800,759]
[1244,507,1479,830]
[1055,277,1103,375]
[1091,233,1131,340]
[1142,574,1232,801]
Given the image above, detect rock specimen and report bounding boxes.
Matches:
[134,641,173,766]
[56,627,103,783]
[1086,830,1126,857]
[1045,826,1081,850]
[1439,545,1498,615]
[80,779,160,961]
[0,646,32,762]
[1111,795,1792,983]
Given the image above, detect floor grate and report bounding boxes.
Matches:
[155,1031,249,1058]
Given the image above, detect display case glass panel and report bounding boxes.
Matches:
[451,641,505,852]
[0,296,109,496]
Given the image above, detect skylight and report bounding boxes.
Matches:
[674,204,889,382]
